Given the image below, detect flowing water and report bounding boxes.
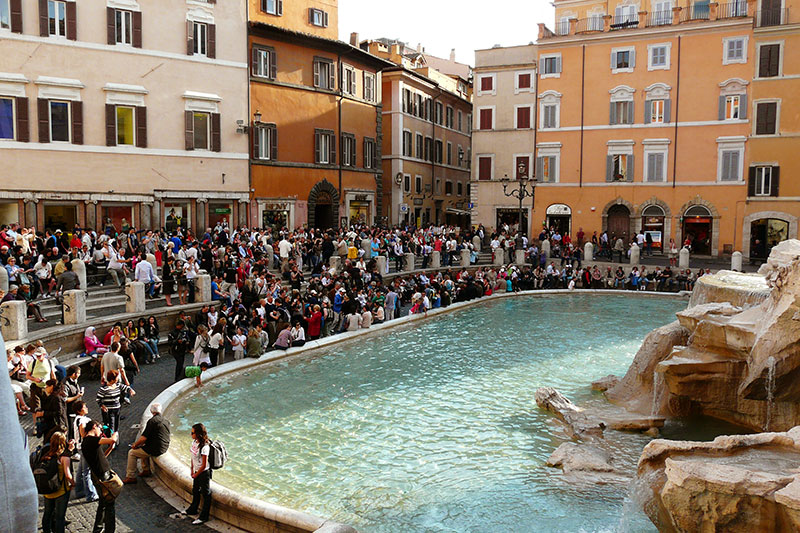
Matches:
[651,371,664,417]
[765,356,776,431]
[166,294,740,532]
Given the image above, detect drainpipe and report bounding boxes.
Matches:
[672,36,681,189]
[579,44,586,188]
[531,63,540,235]
[430,88,443,226]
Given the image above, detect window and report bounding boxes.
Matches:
[611,48,636,71]
[610,101,634,125]
[478,107,493,130]
[435,102,443,125]
[435,140,443,164]
[516,106,531,129]
[115,9,132,45]
[750,166,779,197]
[402,130,412,157]
[48,0,67,37]
[726,95,740,120]
[611,154,629,181]
[115,106,135,145]
[614,4,637,25]
[446,106,454,129]
[467,113,471,133]
[313,58,335,90]
[342,65,356,96]
[651,0,672,25]
[363,137,376,169]
[718,148,742,181]
[457,110,463,131]
[402,88,412,113]
[445,181,453,195]
[758,44,781,78]
[363,73,375,102]
[457,182,463,196]
[645,151,667,182]
[403,174,410,193]
[537,155,557,183]
[755,102,778,135]
[478,156,493,180]
[252,47,276,80]
[415,176,422,194]
[261,0,283,16]
[191,111,210,150]
[50,101,70,142]
[516,71,534,93]
[416,94,423,118]
[723,37,747,64]
[648,44,669,70]
[254,123,277,160]
[540,55,561,77]
[341,133,356,167]
[478,74,495,95]
[415,133,423,159]
[424,137,432,161]
[542,104,557,129]
[447,142,452,165]
[193,22,207,56]
[0,97,13,140]
[515,155,530,179]
[649,100,665,123]
[309,8,328,27]
[315,129,335,164]
[0,0,9,30]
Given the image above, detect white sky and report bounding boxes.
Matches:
[340,1,555,66]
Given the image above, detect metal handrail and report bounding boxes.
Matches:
[755,7,788,27]
[575,16,605,33]
[717,1,748,19]
[681,3,710,22]
[646,10,673,26]
[609,14,639,30]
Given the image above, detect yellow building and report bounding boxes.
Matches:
[474,0,798,258]
[361,39,473,227]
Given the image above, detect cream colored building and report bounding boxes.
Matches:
[471,44,538,234]
[0,0,249,233]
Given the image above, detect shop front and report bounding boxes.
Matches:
[260,201,293,232]
[641,205,665,252]
[101,204,135,234]
[208,202,233,229]
[681,205,713,255]
[750,218,789,261]
[496,208,528,233]
[345,191,375,227]
[43,203,78,232]
[0,201,18,226]
[163,202,190,233]
[546,203,572,236]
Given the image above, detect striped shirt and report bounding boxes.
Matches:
[96,383,131,411]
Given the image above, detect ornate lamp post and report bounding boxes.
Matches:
[501,162,536,248]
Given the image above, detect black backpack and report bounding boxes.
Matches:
[31,446,61,494]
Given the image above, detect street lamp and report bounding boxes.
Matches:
[502,162,537,248]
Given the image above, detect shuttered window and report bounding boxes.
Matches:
[252,46,277,80]
[314,129,335,164]
[254,123,277,161]
[606,154,633,181]
[479,108,493,130]
[0,97,14,139]
[516,106,531,129]
[261,0,282,16]
[480,76,493,92]
[517,73,531,89]
[342,65,356,96]
[363,137,376,169]
[646,152,666,182]
[308,8,328,27]
[542,104,557,128]
[758,44,780,78]
[341,133,356,167]
[610,101,634,125]
[720,150,741,181]
[313,58,335,90]
[755,102,778,135]
[363,73,375,102]
[478,156,492,180]
[536,156,557,183]
[749,166,779,197]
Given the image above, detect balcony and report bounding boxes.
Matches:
[556,20,571,36]
[717,1,748,19]
[646,10,673,26]
[755,8,789,27]
[609,14,640,30]
[681,3,710,22]
[575,16,605,33]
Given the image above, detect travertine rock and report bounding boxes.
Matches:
[535,387,605,440]
[591,374,619,392]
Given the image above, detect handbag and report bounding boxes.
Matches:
[97,470,123,501]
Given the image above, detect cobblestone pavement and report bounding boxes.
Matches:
[25,354,214,532]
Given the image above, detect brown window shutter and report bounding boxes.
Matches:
[38,0,48,36]
[253,126,260,159]
[207,24,216,59]
[106,8,115,44]
[251,47,259,76]
[15,97,29,142]
[186,20,194,55]
[771,166,780,197]
[211,112,221,152]
[314,130,320,162]
[136,106,147,148]
[132,11,142,48]
[71,100,83,144]
[10,0,22,33]
[66,1,76,40]
[270,125,277,160]
[329,132,335,164]
[105,104,116,146]
[37,98,49,142]
[269,49,277,79]
[185,110,194,150]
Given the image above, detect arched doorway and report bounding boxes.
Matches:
[750,218,789,261]
[307,179,340,230]
[607,204,631,241]
[546,204,571,236]
[641,205,665,252]
[682,205,712,254]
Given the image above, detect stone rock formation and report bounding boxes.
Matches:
[607,239,800,432]
[591,374,619,392]
[546,442,629,484]
[534,387,605,440]
[636,426,800,532]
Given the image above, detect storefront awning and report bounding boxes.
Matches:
[445,207,471,216]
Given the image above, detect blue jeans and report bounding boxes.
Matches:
[75,455,99,501]
[42,491,69,533]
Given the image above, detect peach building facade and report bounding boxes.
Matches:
[0,0,250,233]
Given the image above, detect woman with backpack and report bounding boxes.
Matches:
[183,423,212,525]
[39,431,75,533]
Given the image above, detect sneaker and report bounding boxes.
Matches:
[192,519,205,525]
[123,397,131,405]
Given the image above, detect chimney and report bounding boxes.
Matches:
[417,42,422,52]
[350,32,359,46]
[450,48,456,62]
[392,44,401,56]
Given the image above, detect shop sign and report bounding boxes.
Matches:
[354,194,369,201]
[264,203,289,211]
[213,208,232,214]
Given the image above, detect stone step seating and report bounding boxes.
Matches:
[55,333,171,374]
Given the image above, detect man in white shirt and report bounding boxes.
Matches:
[278,237,293,271]
[104,242,127,287]
[134,253,157,298]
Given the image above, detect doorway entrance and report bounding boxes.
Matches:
[546,204,572,237]
[682,205,712,255]
[750,218,788,261]
[607,204,631,241]
[44,204,77,233]
[314,191,334,230]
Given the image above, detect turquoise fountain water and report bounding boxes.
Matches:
[167,294,702,532]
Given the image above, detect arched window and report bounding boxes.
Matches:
[642,205,665,217]
[684,205,711,217]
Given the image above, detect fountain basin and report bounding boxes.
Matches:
[688,270,770,309]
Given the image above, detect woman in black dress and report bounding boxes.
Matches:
[163,255,176,306]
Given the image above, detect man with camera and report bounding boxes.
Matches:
[82,419,121,533]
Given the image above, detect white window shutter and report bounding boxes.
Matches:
[630,49,636,68]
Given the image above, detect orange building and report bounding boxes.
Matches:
[361,39,473,227]
[247,0,391,229]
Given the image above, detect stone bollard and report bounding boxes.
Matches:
[194,274,212,303]
[679,247,690,269]
[731,251,743,271]
[146,253,157,274]
[629,243,640,265]
[71,259,87,291]
[515,249,525,266]
[125,281,146,313]
[404,252,416,272]
[493,249,506,266]
[0,262,8,293]
[430,251,441,269]
[584,242,594,262]
[541,240,551,260]
[375,255,387,274]
[265,244,274,270]
[472,235,481,253]
[329,256,341,273]
[361,238,372,259]
[461,249,471,267]
[0,301,27,341]
[63,289,86,325]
